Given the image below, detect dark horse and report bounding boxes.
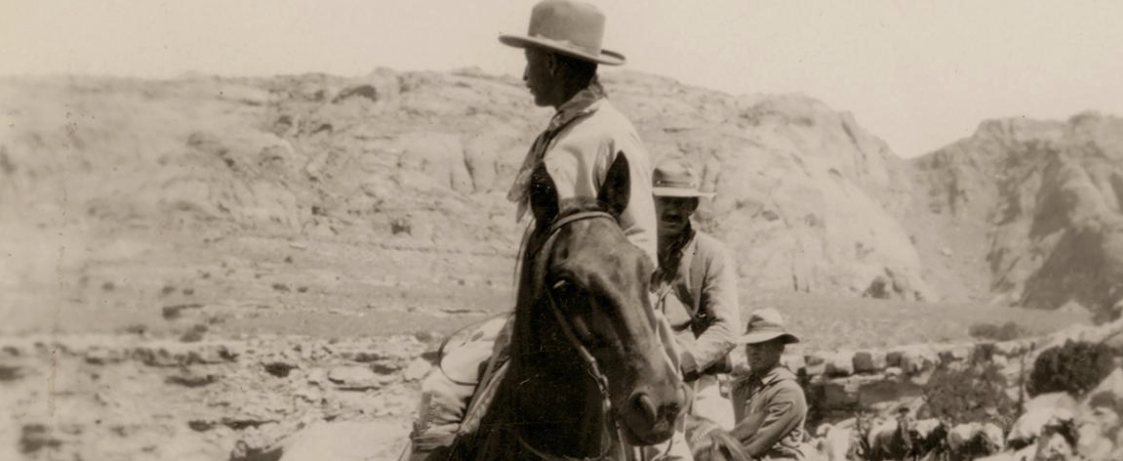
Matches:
[447,155,689,460]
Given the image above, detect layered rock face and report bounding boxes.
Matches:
[3,70,1120,312]
[913,113,1123,316]
[0,69,931,303]
[609,73,926,300]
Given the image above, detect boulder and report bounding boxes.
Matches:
[852,351,887,374]
[326,366,390,390]
[891,345,938,375]
[826,351,855,377]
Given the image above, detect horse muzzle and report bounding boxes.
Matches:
[616,382,689,446]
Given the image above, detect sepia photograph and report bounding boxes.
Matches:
[2,1,1122,460]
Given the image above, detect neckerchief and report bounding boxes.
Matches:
[653,224,696,286]
[507,78,607,222]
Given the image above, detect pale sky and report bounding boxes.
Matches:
[2,0,1121,157]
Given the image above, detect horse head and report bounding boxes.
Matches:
[512,153,687,454]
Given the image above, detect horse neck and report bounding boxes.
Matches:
[506,216,621,458]
[509,304,612,457]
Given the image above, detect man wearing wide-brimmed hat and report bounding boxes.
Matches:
[497,2,695,459]
[730,308,808,460]
[650,157,741,430]
[500,0,656,264]
[405,1,684,460]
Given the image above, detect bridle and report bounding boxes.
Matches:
[517,210,622,461]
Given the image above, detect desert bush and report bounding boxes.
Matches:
[923,360,1018,428]
[1027,340,1115,397]
[968,321,1028,342]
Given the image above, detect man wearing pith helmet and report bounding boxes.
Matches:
[651,156,741,430]
[730,308,808,460]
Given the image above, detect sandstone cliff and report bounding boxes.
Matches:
[0,68,932,304]
[913,112,1123,317]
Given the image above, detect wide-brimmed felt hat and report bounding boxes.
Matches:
[499,0,625,66]
[736,308,800,345]
[652,157,715,199]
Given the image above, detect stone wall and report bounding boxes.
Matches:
[729,318,1123,426]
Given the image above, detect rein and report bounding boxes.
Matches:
[517,210,622,461]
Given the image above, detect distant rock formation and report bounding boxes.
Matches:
[913,112,1123,318]
[3,69,1120,312]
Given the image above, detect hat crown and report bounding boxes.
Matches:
[653,158,702,190]
[746,308,786,332]
[527,0,606,57]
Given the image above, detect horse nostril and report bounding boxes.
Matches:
[631,392,658,425]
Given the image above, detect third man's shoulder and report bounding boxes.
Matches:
[693,232,731,256]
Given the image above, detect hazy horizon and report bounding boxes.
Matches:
[3,0,1120,158]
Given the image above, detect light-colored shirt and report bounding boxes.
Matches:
[508,81,657,266]
[731,366,808,459]
[654,229,740,378]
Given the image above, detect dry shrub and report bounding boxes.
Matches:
[1027,340,1115,397]
[923,360,1018,428]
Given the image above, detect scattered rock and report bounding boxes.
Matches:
[826,351,855,377]
[804,353,828,376]
[852,351,887,374]
[18,423,78,455]
[263,360,299,378]
[166,372,220,388]
[231,440,283,461]
[862,275,891,300]
[890,345,939,375]
[0,365,27,381]
[371,361,403,375]
[938,344,973,363]
[180,324,208,343]
[163,303,205,320]
[327,366,388,390]
[84,347,126,365]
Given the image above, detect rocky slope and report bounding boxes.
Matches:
[912,112,1123,317]
[0,68,934,308]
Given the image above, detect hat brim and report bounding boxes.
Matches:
[653,187,716,199]
[736,331,800,345]
[499,34,625,66]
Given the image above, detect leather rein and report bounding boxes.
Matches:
[518,210,622,461]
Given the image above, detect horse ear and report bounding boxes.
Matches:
[598,152,631,217]
[530,164,559,224]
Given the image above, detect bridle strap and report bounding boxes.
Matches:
[519,210,621,460]
[544,210,615,239]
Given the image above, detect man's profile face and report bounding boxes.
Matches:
[523,48,556,107]
[655,196,699,236]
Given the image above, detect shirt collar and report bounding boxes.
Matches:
[547,78,606,133]
[751,365,795,386]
